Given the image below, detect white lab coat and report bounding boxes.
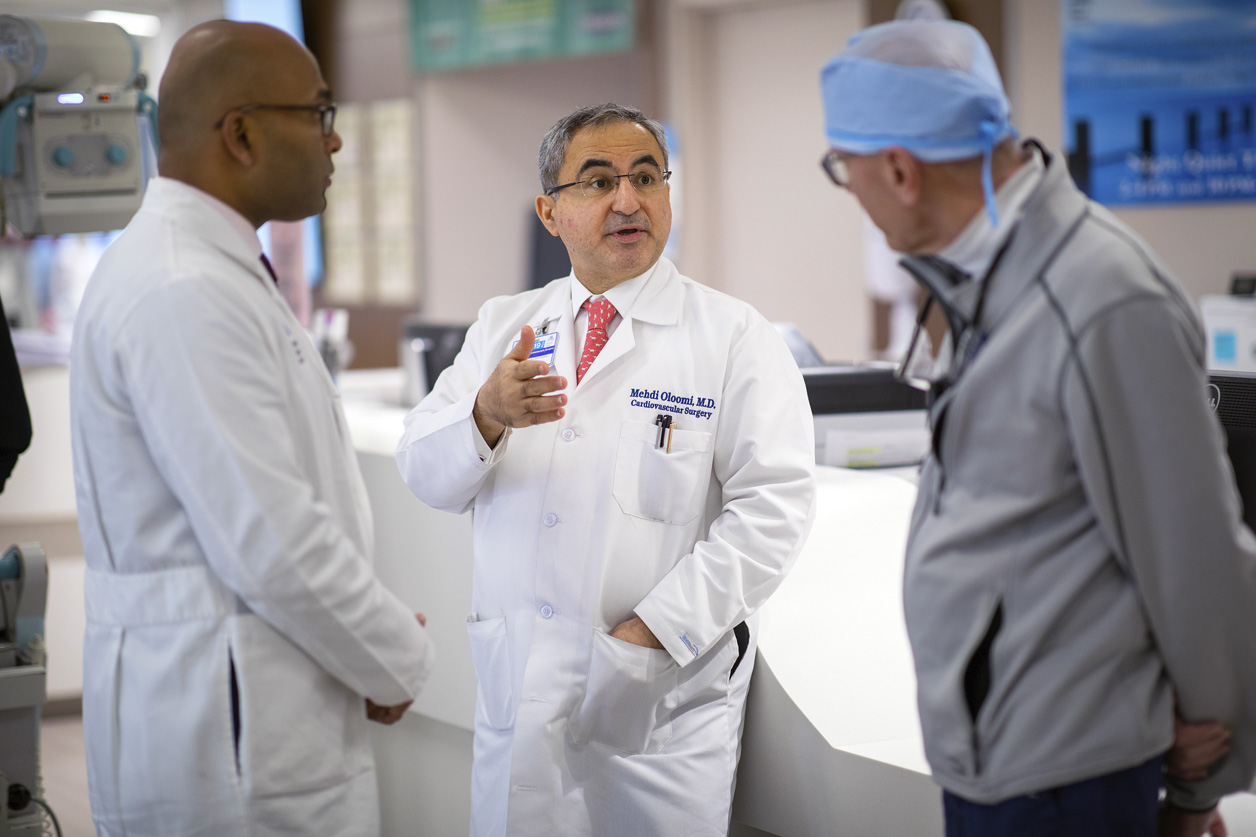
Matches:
[70,177,434,837]
[396,258,816,836]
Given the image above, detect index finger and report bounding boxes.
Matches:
[513,359,560,381]
[521,375,568,397]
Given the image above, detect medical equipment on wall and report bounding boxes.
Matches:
[0,542,57,837]
[0,15,157,237]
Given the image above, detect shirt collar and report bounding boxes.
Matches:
[937,144,1045,281]
[568,260,660,320]
[157,176,263,261]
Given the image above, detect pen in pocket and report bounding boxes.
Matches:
[654,413,673,449]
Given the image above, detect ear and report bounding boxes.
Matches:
[535,194,561,237]
[882,146,922,207]
[218,111,256,168]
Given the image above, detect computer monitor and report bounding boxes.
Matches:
[1208,371,1256,532]
[400,320,470,404]
[528,213,571,290]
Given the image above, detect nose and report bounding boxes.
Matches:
[327,127,343,154]
[610,176,641,214]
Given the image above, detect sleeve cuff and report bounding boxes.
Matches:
[471,421,511,464]
[450,387,509,464]
[471,419,494,461]
[634,600,698,667]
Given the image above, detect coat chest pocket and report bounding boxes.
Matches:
[613,420,714,525]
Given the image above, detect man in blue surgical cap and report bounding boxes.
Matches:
[819,19,1256,837]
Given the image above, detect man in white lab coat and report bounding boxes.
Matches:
[396,103,817,836]
[70,22,434,837]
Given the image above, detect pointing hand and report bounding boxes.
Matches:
[473,325,568,447]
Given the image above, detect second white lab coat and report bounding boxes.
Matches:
[396,258,815,836]
[71,178,434,837]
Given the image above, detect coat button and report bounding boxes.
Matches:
[561,428,576,442]
[540,604,554,619]
[543,513,558,527]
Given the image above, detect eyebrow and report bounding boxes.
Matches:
[576,157,614,177]
[575,153,662,178]
[316,88,334,103]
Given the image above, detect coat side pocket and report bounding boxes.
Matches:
[467,615,516,731]
[569,628,679,755]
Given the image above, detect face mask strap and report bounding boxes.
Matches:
[979,120,1001,228]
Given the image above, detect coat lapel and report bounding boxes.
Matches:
[576,258,684,389]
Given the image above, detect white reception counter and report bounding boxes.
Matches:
[12,366,1252,835]
[345,378,940,835]
[340,369,1256,836]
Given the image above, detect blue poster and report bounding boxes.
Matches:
[1062,0,1256,206]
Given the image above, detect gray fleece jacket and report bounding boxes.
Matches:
[905,143,1256,809]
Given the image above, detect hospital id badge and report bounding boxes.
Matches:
[514,331,560,368]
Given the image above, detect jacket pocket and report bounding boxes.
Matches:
[230,615,367,797]
[228,649,241,776]
[569,628,679,754]
[613,420,714,525]
[467,614,515,731]
[962,599,1003,775]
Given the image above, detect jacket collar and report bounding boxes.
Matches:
[951,141,1090,331]
[988,142,1089,324]
[545,257,685,389]
[139,177,274,290]
[628,257,684,326]
[564,256,684,327]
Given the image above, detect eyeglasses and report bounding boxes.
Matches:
[820,148,851,188]
[546,168,672,200]
[214,103,338,137]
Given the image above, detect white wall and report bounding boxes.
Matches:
[326,0,651,323]
[708,1,868,361]
[1006,0,1256,301]
[664,0,870,363]
[418,52,650,320]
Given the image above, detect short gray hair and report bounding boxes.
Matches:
[538,103,669,194]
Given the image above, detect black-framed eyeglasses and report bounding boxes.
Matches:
[820,148,851,189]
[546,168,672,200]
[214,102,338,137]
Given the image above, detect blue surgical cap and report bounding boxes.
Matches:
[820,20,1016,225]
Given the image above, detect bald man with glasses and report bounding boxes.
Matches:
[71,21,434,837]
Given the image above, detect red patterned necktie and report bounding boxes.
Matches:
[577,298,617,385]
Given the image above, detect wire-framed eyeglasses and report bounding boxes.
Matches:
[546,167,672,200]
[214,103,338,137]
[820,148,851,189]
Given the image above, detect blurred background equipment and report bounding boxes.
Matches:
[0,542,56,837]
[399,319,470,406]
[0,15,158,237]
